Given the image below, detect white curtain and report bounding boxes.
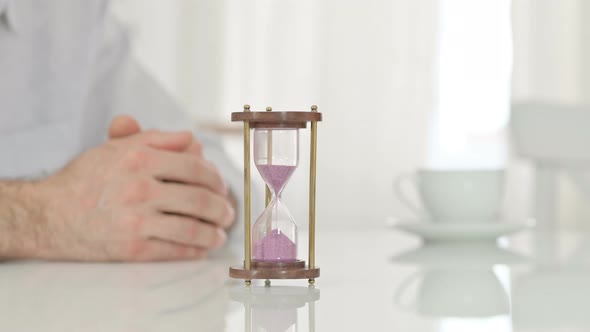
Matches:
[117,0,571,232]
[512,0,589,104]
[112,0,440,227]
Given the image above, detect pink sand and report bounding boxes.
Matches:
[256,165,296,194]
[253,229,297,262]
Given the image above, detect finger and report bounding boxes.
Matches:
[109,115,142,139]
[152,183,234,228]
[186,140,203,156]
[148,149,227,195]
[137,129,194,152]
[130,240,208,261]
[141,213,227,249]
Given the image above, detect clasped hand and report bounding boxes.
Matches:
[31,116,235,261]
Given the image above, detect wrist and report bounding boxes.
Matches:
[0,180,47,258]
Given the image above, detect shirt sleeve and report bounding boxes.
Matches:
[81,12,252,246]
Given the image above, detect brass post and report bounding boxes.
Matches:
[243,104,252,280]
[309,105,318,278]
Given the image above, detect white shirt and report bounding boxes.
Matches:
[0,0,252,248]
[0,0,239,186]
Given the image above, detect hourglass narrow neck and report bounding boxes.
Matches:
[257,164,297,196]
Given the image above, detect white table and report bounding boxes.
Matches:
[0,225,588,332]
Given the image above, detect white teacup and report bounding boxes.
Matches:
[394,169,505,223]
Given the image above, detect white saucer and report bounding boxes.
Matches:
[392,219,535,242]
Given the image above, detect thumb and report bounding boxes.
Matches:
[142,130,194,152]
[109,115,142,139]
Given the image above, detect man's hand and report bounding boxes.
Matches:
[109,115,204,156]
[26,116,235,261]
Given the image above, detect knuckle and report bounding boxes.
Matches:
[191,158,224,193]
[203,226,219,248]
[213,228,227,247]
[121,178,153,204]
[218,204,229,224]
[206,162,226,193]
[194,229,215,249]
[194,189,213,210]
[189,155,204,174]
[188,222,201,240]
[121,148,151,172]
[174,245,189,258]
[125,239,148,261]
[211,166,227,194]
[174,220,198,244]
[215,198,230,222]
[213,173,225,192]
[177,247,205,260]
[203,159,219,174]
[120,212,147,234]
[205,159,219,172]
[187,249,206,260]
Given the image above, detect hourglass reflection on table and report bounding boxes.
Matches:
[230,105,322,285]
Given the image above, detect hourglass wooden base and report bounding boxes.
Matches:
[229,260,320,280]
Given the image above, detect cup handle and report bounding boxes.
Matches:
[394,173,426,218]
[393,270,425,311]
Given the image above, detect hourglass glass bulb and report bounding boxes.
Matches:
[252,127,299,262]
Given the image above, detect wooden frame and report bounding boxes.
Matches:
[229,105,322,285]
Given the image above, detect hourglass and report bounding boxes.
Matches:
[230,105,322,285]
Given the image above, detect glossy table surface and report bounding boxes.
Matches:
[1,224,589,332]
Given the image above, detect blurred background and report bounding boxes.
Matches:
[111,0,590,230]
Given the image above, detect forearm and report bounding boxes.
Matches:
[0,181,44,258]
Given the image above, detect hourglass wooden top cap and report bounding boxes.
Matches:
[232,109,322,129]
